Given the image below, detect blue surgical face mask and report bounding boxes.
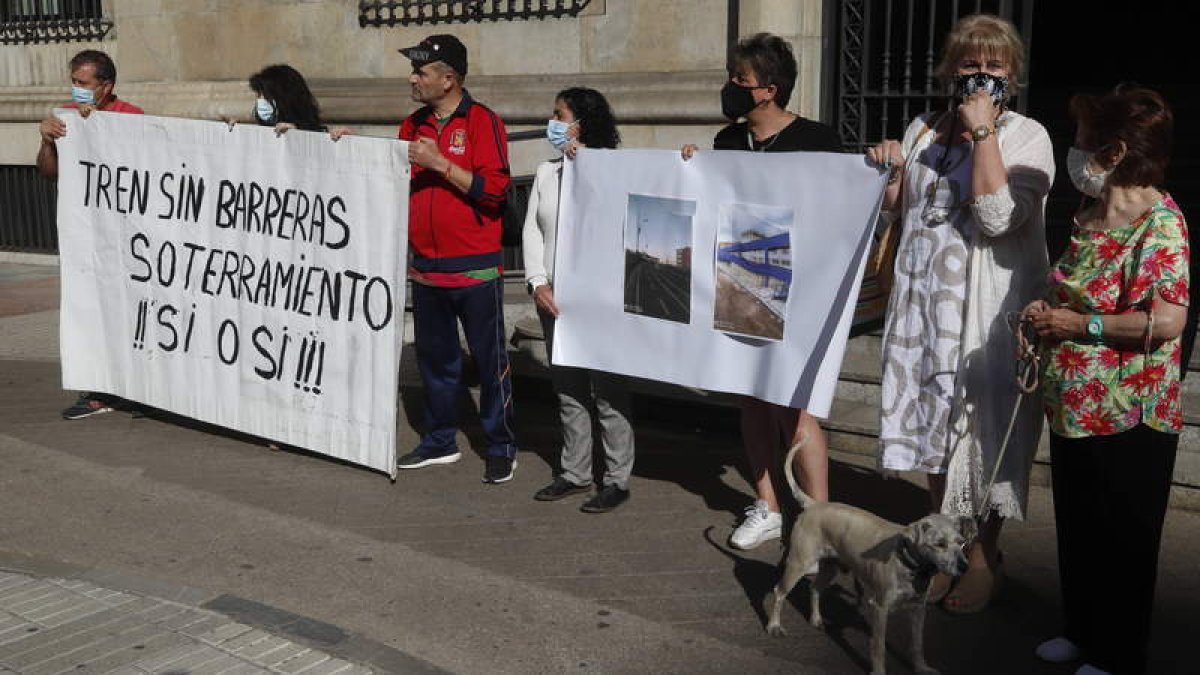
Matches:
[71,86,96,106]
[255,98,277,124]
[546,118,576,151]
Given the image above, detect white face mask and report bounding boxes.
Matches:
[1067,146,1109,198]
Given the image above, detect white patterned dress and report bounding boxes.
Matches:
[879,110,1055,520]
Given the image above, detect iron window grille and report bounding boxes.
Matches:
[0,0,111,44]
[359,0,591,27]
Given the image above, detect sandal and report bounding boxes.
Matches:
[926,571,953,604]
[943,551,1004,614]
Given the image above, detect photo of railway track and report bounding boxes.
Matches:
[714,202,792,340]
[623,193,695,324]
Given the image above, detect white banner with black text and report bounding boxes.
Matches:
[55,111,409,475]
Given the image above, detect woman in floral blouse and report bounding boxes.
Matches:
[1024,85,1189,675]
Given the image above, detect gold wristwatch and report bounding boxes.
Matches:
[971,124,996,142]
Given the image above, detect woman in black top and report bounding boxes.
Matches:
[684,32,841,551]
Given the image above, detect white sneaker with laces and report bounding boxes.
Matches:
[1035,637,1082,663]
[729,499,782,550]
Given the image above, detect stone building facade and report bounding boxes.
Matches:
[0,0,827,176]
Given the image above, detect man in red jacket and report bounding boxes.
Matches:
[395,35,518,484]
[37,49,145,421]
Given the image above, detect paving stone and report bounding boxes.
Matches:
[158,607,213,632]
[275,650,331,673]
[196,621,255,645]
[211,662,271,675]
[67,630,192,674]
[132,642,213,669]
[20,593,82,621]
[188,654,256,674]
[260,643,311,667]
[0,621,39,647]
[0,581,57,605]
[178,615,233,638]
[0,596,161,659]
[296,658,354,675]
[209,627,270,652]
[235,634,291,660]
[35,597,113,628]
[21,622,173,675]
[145,644,232,671]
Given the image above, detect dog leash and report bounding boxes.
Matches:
[974,312,1040,521]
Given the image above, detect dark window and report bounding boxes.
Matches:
[0,0,111,44]
[359,0,592,27]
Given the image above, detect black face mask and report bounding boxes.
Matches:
[720,81,766,120]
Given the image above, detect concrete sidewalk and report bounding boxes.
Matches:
[1,260,1198,674]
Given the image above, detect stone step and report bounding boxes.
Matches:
[839,331,1200,426]
[504,299,1199,496]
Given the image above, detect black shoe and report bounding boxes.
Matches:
[580,484,629,513]
[483,455,516,484]
[61,393,114,420]
[397,447,462,470]
[533,476,591,501]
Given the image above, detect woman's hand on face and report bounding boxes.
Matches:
[958,91,997,131]
[681,144,699,161]
[533,285,560,317]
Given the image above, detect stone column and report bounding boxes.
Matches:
[737,0,826,121]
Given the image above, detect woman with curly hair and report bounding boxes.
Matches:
[247,64,326,133]
[524,87,633,513]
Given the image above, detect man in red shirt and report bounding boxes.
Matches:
[395,35,519,483]
[37,49,143,181]
[37,50,145,421]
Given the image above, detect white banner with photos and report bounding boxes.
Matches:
[553,148,886,415]
[55,110,409,475]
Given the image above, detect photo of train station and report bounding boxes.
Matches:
[714,202,793,340]
[622,193,695,324]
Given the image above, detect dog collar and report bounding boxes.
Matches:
[896,538,936,577]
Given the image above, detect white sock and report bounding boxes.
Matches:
[1035,636,1081,663]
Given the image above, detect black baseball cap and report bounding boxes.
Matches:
[399,34,468,76]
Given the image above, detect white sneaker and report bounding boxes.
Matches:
[1075,665,1111,675]
[730,500,782,550]
[1035,637,1081,663]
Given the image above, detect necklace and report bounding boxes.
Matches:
[747,127,784,152]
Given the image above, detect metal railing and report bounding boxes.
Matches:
[826,0,1034,152]
[0,0,111,44]
[0,165,57,253]
[359,0,591,27]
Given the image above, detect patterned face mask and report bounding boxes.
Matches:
[954,72,1010,107]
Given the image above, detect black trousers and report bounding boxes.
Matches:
[1050,425,1178,675]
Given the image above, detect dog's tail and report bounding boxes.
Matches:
[783,434,816,509]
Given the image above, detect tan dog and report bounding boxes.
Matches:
[764,440,977,675]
